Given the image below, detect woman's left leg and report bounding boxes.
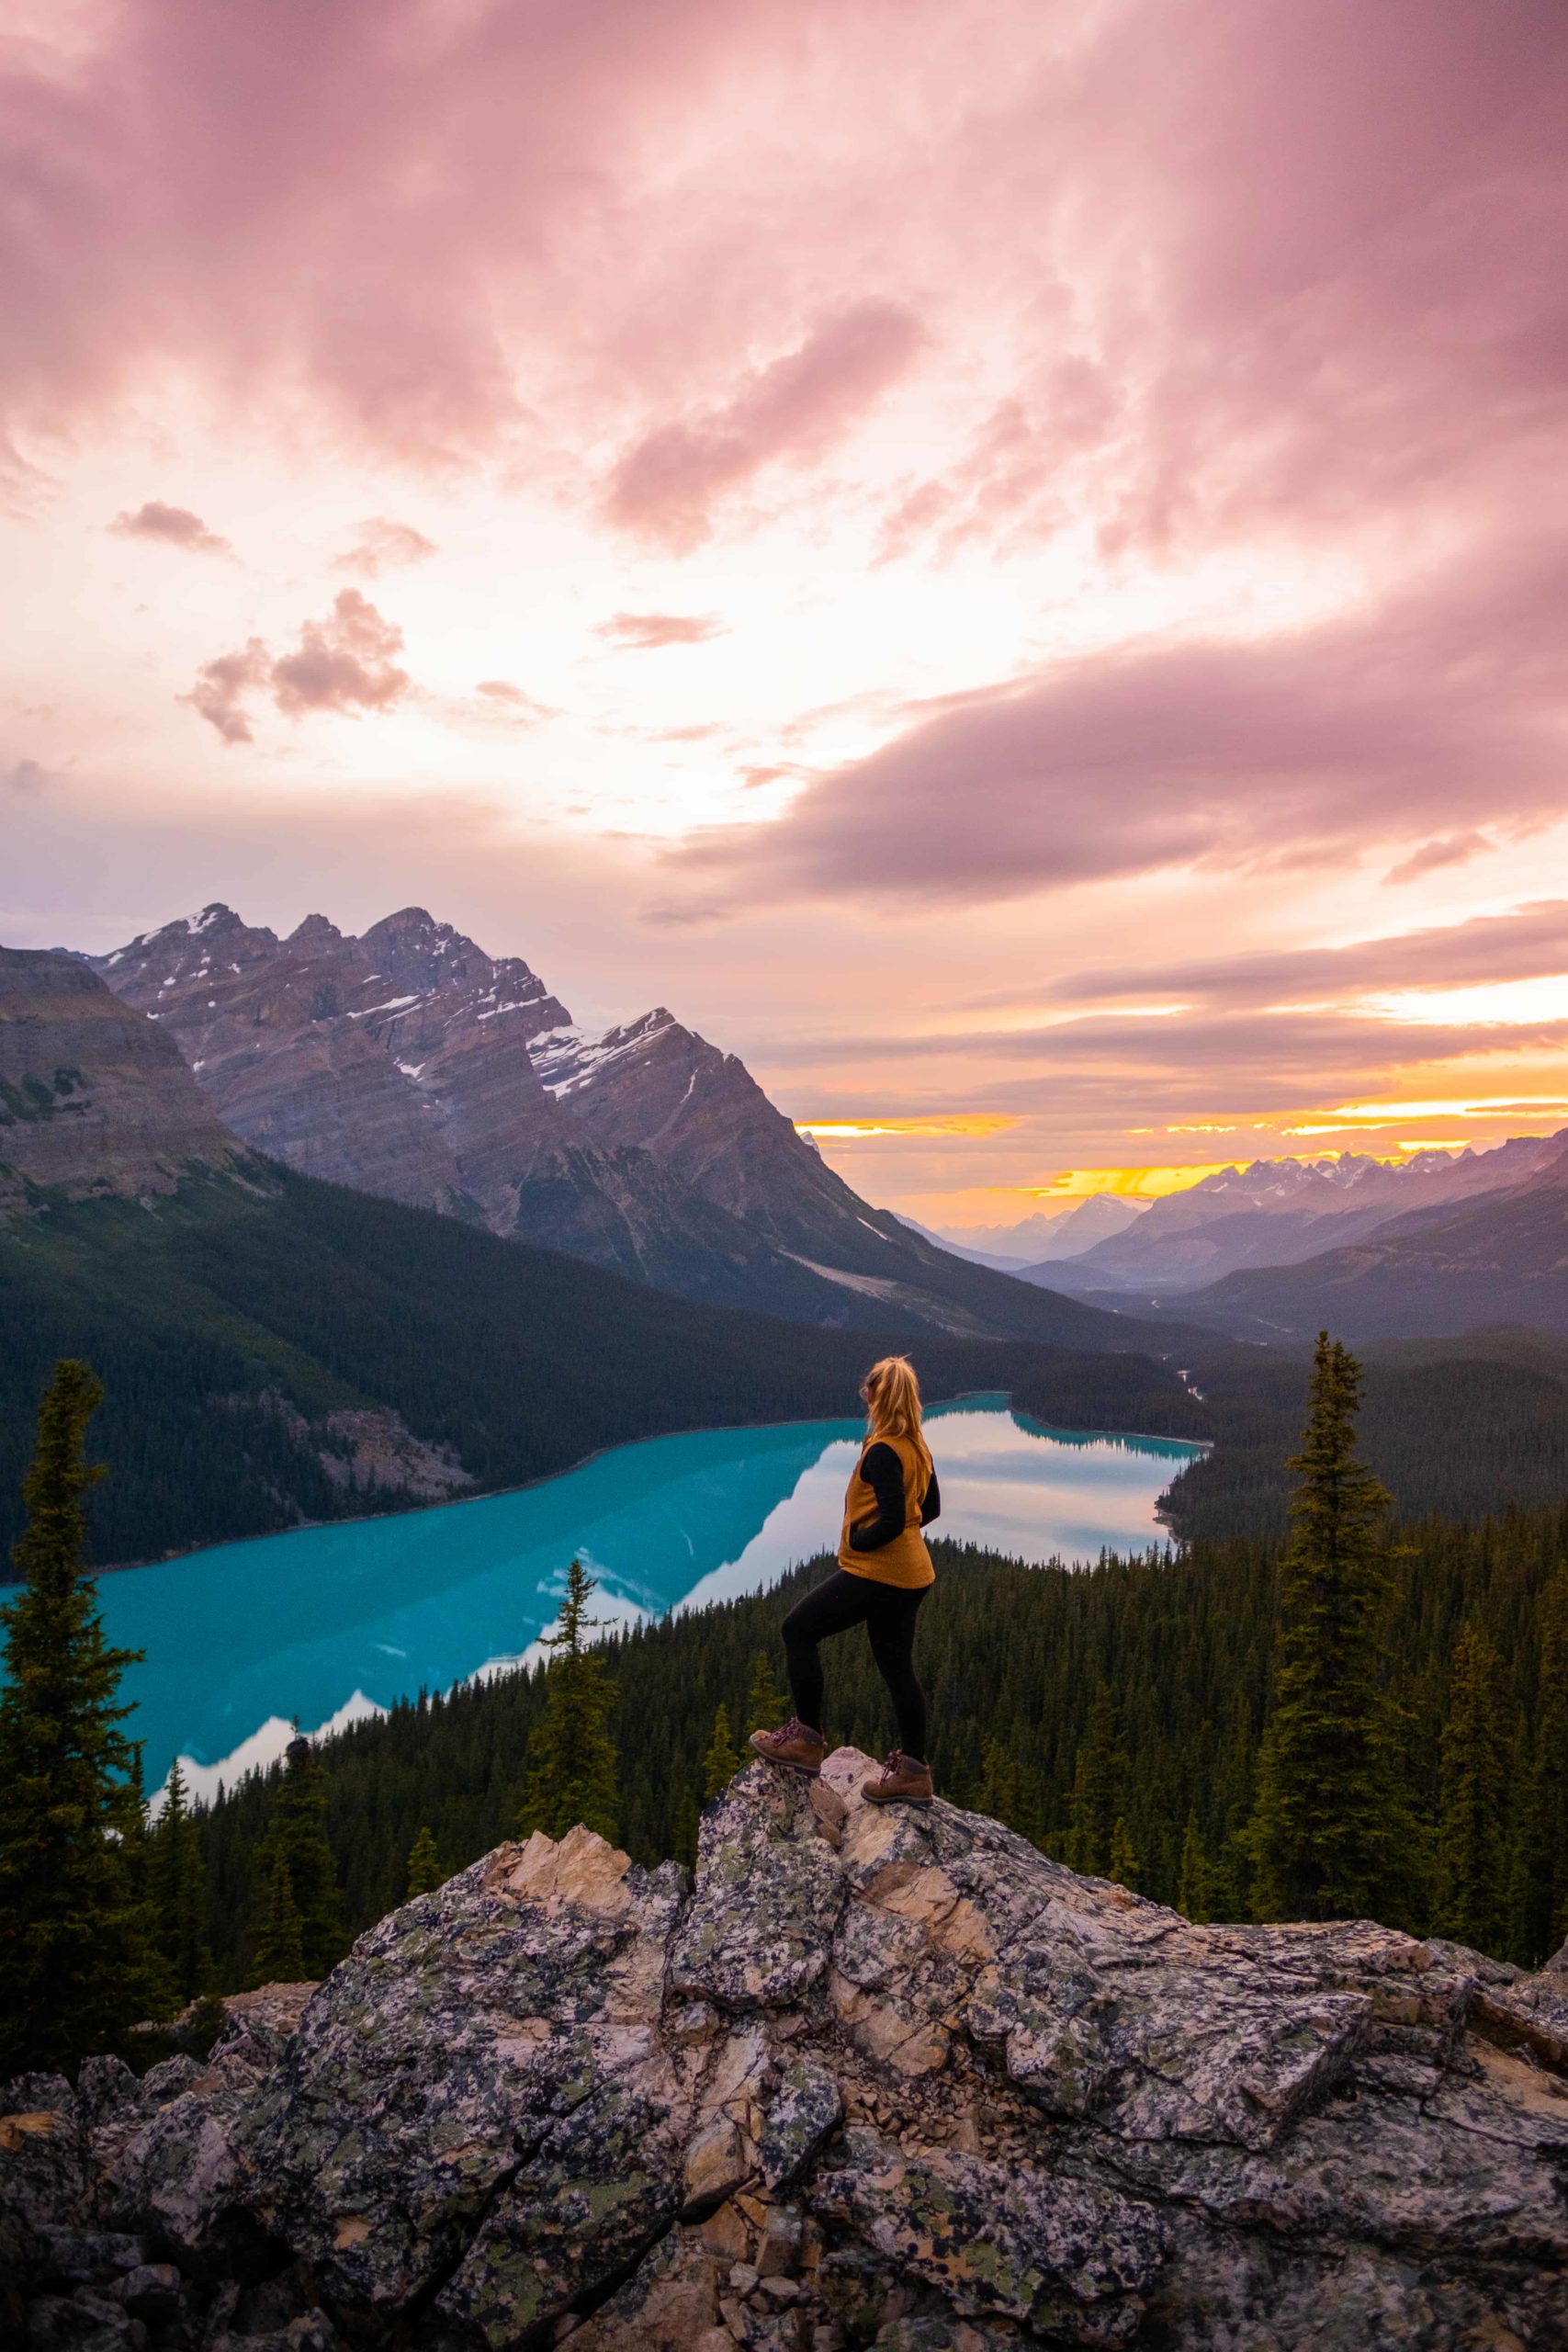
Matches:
[864,1585,930,1764]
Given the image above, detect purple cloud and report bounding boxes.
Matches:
[184,593,410,742]
[332,516,436,575]
[110,501,231,556]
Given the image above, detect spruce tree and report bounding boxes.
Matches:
[672,1785,700,1871]
[518,1560,619,1843]
[0,1361,168,2074]
[1247,1334,1415,1925]
[251,1850,307,1984]
[702,1703,741,1798]
[147,1759,214,2002]
[978,1736,1022,1829]
[1107,1815,1139,1891]
[746,1651,786,1733]
[1177,1809,1214,1922]
[1066,1682,1122,1876]
[249,1736,344,1980]
[1510,1563,1568,1966]
[1434,1620,1507,1956]
[405,1826,444,1897]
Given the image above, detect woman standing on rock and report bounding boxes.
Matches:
[750,1354,940,1804]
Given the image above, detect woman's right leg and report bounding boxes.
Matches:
[781,1571,874,1735]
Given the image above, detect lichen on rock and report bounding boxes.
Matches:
[6,1749,1568,2349]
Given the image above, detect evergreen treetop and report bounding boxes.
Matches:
[1247,1333,1416,1925]
[0,1360,168,2074]
[1435,1619,1507,1955]
[249,1735,344,1983]
[702,1703,741,1799]
[405,1826,444,1898]
[517,1560,619,1844]
[746,1651,787,1733]
[148,1758,214,2003]
[252,1849,307,1986]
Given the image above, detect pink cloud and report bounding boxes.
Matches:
[1043,902,1568,1015]
[663,534,1568,910]
[603,301,924,549]
[0,0,1561,590]
[597,612,727,650]
[185,593,410,741]
[110,501,231,556]
[270,591,410,718]
[1383,833,1491,887]
[333,516,436,576]
[4,757,53,793]
[182,640,272,745]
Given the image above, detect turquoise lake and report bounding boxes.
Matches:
[89,1396,1202,1799]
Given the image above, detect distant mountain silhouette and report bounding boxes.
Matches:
[1164,1147,1568,1341]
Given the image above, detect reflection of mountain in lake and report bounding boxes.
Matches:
[93,1399,1201,1795]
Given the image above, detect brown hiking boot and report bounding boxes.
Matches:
[863,1748,934,1807]
[749,1717,826,1776]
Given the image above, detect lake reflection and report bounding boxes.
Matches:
[87,1395,1201,1796]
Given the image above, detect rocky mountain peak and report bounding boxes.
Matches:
[6,1749,1566,2347]
[0,948,242,1210]
[287,913,344,949]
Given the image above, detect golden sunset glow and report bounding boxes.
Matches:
[794,1116,1018,1141]
[1027,1165,1242,1201]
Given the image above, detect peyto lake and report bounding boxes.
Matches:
[92,1396,1202,1797]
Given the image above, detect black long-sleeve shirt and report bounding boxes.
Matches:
[848,1441,942,1552]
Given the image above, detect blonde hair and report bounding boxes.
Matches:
[862,1355,932,1485]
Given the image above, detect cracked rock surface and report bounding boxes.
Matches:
[5,1751,1568,2349]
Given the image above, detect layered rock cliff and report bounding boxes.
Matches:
[0,945,241,1212]
[6,1751,1566,2350]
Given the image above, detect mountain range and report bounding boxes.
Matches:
[1166,1145,1568,1342]
[1032,1135,1568,1306]
[88,903,1151,1348]
[909,1194,1145,1270]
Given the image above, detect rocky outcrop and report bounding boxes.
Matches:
[211,1391,474,1502]
[7,1751,1567,2350]
[0,946,242,1211]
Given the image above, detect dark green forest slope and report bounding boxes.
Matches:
[196,1501,1568,1984]
[1160,1330,1568,1542]
[0,1165,1206,1569]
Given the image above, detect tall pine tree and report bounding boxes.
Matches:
[1508,1562,1568,1967]
[702,1703,741,1798]
[1434,1619,1507,1954]
[518,1560,619,1843]
[251,1849,307,1985]
[0,1362,168,2074]
[248,1735,344,1982]
[1247,1334,1416,1924]
[746,1651,787,1734]
[405,1826,444,1898]
[147,1758,214,2003]
[1065,1681,1123,1876]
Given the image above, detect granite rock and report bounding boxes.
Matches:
[6,1754,1568,2348]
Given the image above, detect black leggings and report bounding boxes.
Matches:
[782,1570,929,1763]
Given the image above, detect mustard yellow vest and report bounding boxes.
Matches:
[838,1430,935,1589]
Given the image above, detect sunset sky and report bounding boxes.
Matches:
[6,0,1567,1228]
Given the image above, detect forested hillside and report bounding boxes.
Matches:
[1159,1331,1568,1541]
[196,1499,1568,1986]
